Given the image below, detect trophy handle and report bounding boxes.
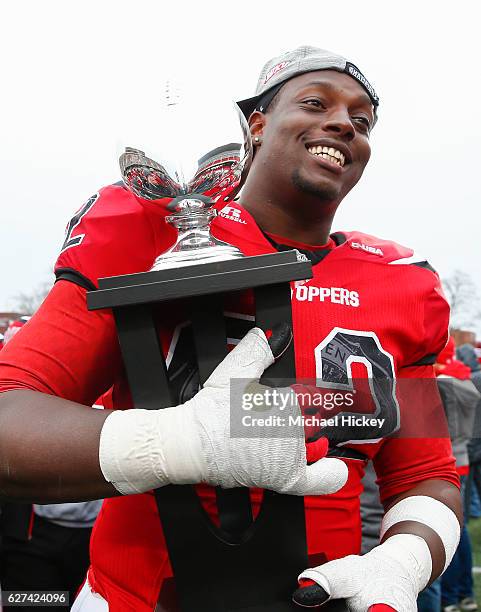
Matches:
[190,295,254,535]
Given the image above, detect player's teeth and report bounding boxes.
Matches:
[321,153,340,166]
[307,146,345,167]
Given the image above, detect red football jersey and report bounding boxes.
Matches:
[0,183,458,611]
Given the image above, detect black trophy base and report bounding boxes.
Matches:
[86,250,346,612]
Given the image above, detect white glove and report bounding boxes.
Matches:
[100,327,348,496]
[294,534,432,611]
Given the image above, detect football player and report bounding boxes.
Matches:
[0,47,461,611]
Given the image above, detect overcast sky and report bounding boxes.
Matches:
[1,0,480,331]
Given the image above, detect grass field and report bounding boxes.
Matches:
[468,517,481,602]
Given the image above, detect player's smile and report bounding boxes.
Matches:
[306,145,345,169]
[305,139,352,174]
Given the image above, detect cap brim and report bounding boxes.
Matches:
[236,95,261,120]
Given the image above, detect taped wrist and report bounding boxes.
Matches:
[98,407,206,495]
[380,495,461,575]
[374,534,432,593]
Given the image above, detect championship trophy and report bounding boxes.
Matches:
[87,88,347,612]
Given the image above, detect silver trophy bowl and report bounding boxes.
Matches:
[119,87,253,270]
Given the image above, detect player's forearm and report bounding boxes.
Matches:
[294,479,462,609]
[0,389,119,502]
[382,479,462,583]
[0,329,348,505]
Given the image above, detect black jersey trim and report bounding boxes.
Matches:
[412,260,436,274]
[327,447,368,462]
[113,180,127,189]
[406,353,437,367]
[55,267,97,291]
[261,231,333,265]
[330,231,347,246]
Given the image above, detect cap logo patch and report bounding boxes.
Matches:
[345,62,379,105]
[264,61,291,85]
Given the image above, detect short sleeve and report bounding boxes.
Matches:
[403,266,450,367]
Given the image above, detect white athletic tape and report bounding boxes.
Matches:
[380,495,461,572]
[99,328,348,497]
[99,408,173,495]
[299,533,432,609]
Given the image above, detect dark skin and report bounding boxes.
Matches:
[0,70,461,591]
[239,70,373,245]
[239,69,462,586]
[0,389,117,502]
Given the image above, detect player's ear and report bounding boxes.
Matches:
[249,111,266,145]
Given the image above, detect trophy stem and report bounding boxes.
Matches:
[150,201,244,271]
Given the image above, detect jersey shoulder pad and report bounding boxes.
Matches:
[340,230,436,270]
[338,232,448,364]
[339,230,415,262]
[55,183,177,288]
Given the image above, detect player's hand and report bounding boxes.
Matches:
[99,327,348,496]
[169,326,348,495]
[292,534,429,611]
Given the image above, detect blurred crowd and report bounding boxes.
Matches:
[362,331,481,612]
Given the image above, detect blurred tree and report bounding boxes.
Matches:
[443,270,481,330]
[11,281,52,315]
